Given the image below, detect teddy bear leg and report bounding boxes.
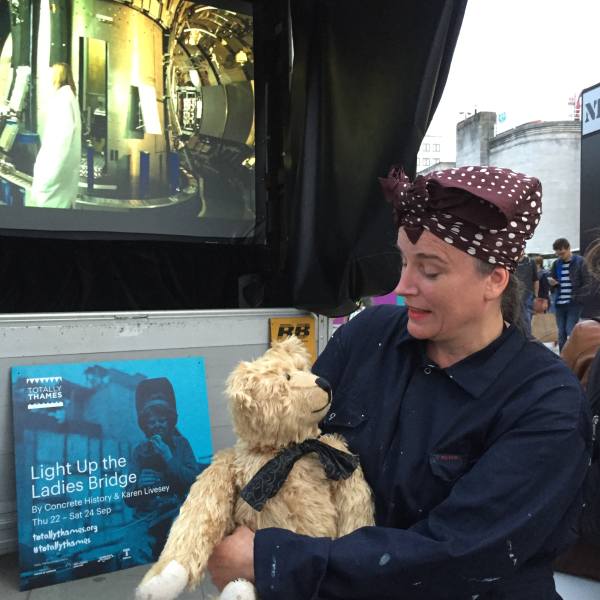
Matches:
[219,578,258,600]
[135,560,189,600]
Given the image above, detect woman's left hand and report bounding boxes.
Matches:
[207,526,255,590]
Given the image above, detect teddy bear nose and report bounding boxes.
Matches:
[315,377,332,401]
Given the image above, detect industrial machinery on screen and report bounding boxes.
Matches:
[0,0,255,235]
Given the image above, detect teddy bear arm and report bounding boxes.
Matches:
[140,448,238,591]
[319,434,375,536]
[331,464,376,536]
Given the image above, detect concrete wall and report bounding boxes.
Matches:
[488,122,580,254]
[456,111,496,166]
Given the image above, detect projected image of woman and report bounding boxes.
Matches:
[27,63,82,209]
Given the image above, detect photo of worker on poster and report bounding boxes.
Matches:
[11,356,212,591]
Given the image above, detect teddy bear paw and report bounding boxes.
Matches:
[135,560,189,600]
[219,578,257,600]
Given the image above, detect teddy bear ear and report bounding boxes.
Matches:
[229,388,254,412]
[272,335,311,369]
[225,362,255,409]
[271,334,309,355]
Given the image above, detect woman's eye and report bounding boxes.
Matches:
[424,272,439,279]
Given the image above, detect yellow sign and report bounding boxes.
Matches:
[269,316,317,364]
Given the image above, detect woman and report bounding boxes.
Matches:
[208,166,591,599]
[554,240,600,583]
[28,62,81,208]
[561,240,600,388]
[126,377,203,562]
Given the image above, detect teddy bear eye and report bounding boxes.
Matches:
[285,373,291,381]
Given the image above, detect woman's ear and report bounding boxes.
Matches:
[484,266,510,301]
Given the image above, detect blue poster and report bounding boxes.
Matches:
[11,357,212,591]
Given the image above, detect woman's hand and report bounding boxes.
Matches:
[207,526,255,591]
[150,434,174,462]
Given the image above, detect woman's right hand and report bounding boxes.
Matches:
[207,526,255,591]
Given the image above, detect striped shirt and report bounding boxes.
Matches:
[556,260,573,305]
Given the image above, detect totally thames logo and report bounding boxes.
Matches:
[25,377,64,410]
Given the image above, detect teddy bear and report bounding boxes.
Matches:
[136,335,374,600]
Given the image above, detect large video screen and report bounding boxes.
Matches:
[0,0,262,241]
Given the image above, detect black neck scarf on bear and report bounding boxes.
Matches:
[240,438,360,511]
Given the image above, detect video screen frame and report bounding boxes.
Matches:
[0,0,268,244]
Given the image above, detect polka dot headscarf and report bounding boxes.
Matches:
[379,165,542,272]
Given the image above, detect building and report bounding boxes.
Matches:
[416,133,445,171]
[418,111,581,254]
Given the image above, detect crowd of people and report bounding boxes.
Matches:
[517,237,592,352]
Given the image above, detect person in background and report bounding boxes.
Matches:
[27,63,81,209]
[561,320,600,389]
[515,251,539,334]
[556,239,600,581]
[207,166,590,600]
[534,255,551,314]
[548,238,587,351]
[561,239,600,387]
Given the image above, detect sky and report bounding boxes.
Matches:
[428,0,600,159]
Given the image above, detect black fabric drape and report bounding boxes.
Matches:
[286,0,467,316]
[0,236,265,312]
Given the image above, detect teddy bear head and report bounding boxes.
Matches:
[225,336,332,449]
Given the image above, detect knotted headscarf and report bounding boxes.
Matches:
[379,166,542,271]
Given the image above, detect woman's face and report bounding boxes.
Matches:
[146,413,169,438]
[395,228,500,345]
[142,403,171,439]
[51,65,62,90]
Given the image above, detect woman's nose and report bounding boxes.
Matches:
[393,276,403,295]
[395,267,416,297]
